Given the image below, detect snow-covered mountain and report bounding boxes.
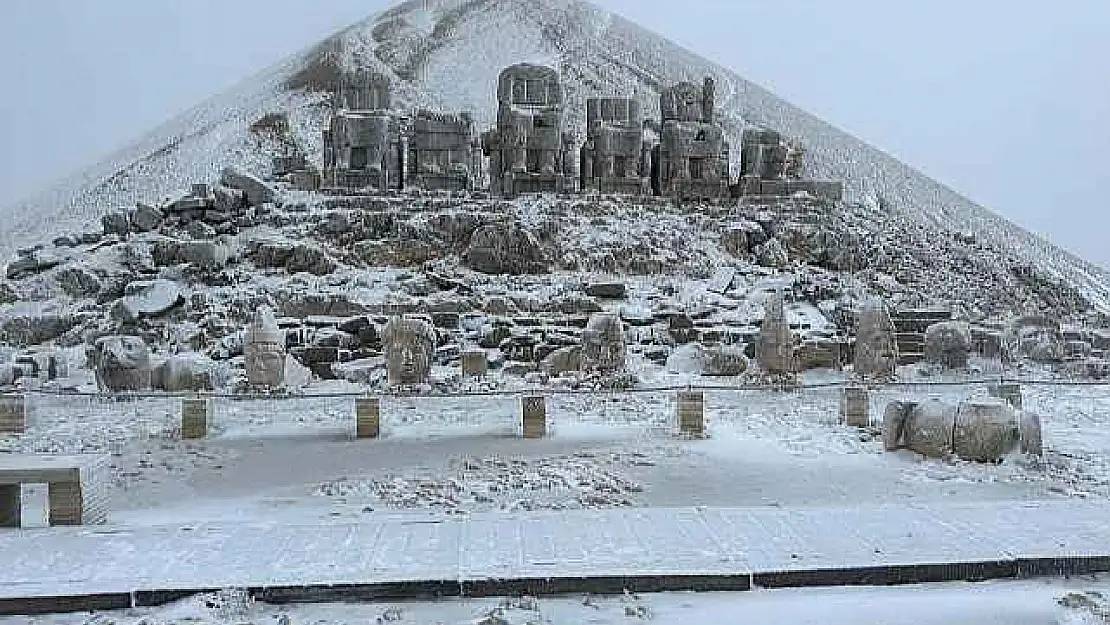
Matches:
[5,0,1109,310]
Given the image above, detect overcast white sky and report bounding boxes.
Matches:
[1,0,1107,266]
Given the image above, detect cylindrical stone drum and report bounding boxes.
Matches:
[953,399,1019,463]
[902,399,957,459]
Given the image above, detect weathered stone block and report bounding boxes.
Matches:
[522,395,546,439]
[988,383,1022,410]
[0,484,19,528]
[355,396,380,439]
[841,387,869,427]
[677,390,705,436]
[181,397,209,440]
[0,395,26,434]
[461,350,489,377]
[47,480,83,526]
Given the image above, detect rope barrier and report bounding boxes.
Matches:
[4,376,1107,402]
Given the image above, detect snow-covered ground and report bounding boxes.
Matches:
[5,580,1110,625]
[3,369,1109,529]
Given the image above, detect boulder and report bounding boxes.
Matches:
[131,203,164,233]
[213,185,247,213]
[249,239,337,276]
[112,279,185,322]
[91,335,152,392]
[220,166,275,206]
[585,282,627,299]
[665,343,706,375]
[186,220,218,240]
[0,304,78,346]
[0,282,17,304]
[0,363,14,386]
[54,266,102,299]
[541,345,583,375]
[581,313,626,373]
[755,239,789,268]
[924,321,971,369]
[463,223,548,275]
[152,353,217,392]
[6,249,65,279]
[952,399,1019,463]
[703,345,749,376]
[101,211,130,237]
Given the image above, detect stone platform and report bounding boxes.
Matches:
[1,500,1108,615]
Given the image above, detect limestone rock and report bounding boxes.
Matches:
[54,266,102,299]
[152,352,217,392]
[463,223,548,275]
[883,398,1033,462]
[755,238,789,268]
[91,335,152,392]
[101,211,130,237]
[131,203,164,233]
[541,345,583,375]
[220,166,275,206]
[585,282,627,299]
[381,316,437,385]
[112,279,185,322]
[704,345,749,376]
[249,239,337,276]
[0,304,77,346]
[581,313,626,373]
[924,321,971,369]
[6,249,65,279]
[213,185,247,213]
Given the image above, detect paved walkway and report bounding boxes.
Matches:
[1,500,1109,612]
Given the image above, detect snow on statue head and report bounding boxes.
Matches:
[382,316,437,385]
[92,335,152,392]
[245,305,286,388]
[581,313,626,373]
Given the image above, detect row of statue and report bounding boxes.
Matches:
[312,64,840,201]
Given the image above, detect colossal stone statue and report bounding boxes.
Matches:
[757,291,794,374]
[883,397,1042,462]
[854,298,898,379]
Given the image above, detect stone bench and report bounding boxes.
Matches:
[0,455,109,528]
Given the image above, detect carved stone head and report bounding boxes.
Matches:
[581,313,626,373]
[382,316,437,385]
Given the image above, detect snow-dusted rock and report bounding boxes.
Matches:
[581,313,626,373]
[220,165,275,206]
[755,238,789,268]
[112,279,185,322]
[541,345,582,375]
[131,203,164,233]
[0,303,77,346]
[91,335,153,392]
[463,223,548,275]
[54,266,102,299]
[703,344,749,376]
[382,316,437,385]
[152,352,217,392]
[244,306,287,388]
[101,211,130,237]
[924,321,971,369]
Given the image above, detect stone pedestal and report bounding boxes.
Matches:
[181,397,209,440]
[47,481,83,526]
[0,484,19,528]
[988,383,1022,410]
[0,395,26,435]
[522,395,546,439]
[356,397,381,439]
[677,391,705,436]
[840,387,869,427]
[461,350,489,377]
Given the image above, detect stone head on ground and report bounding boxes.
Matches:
[382,316,437,385]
